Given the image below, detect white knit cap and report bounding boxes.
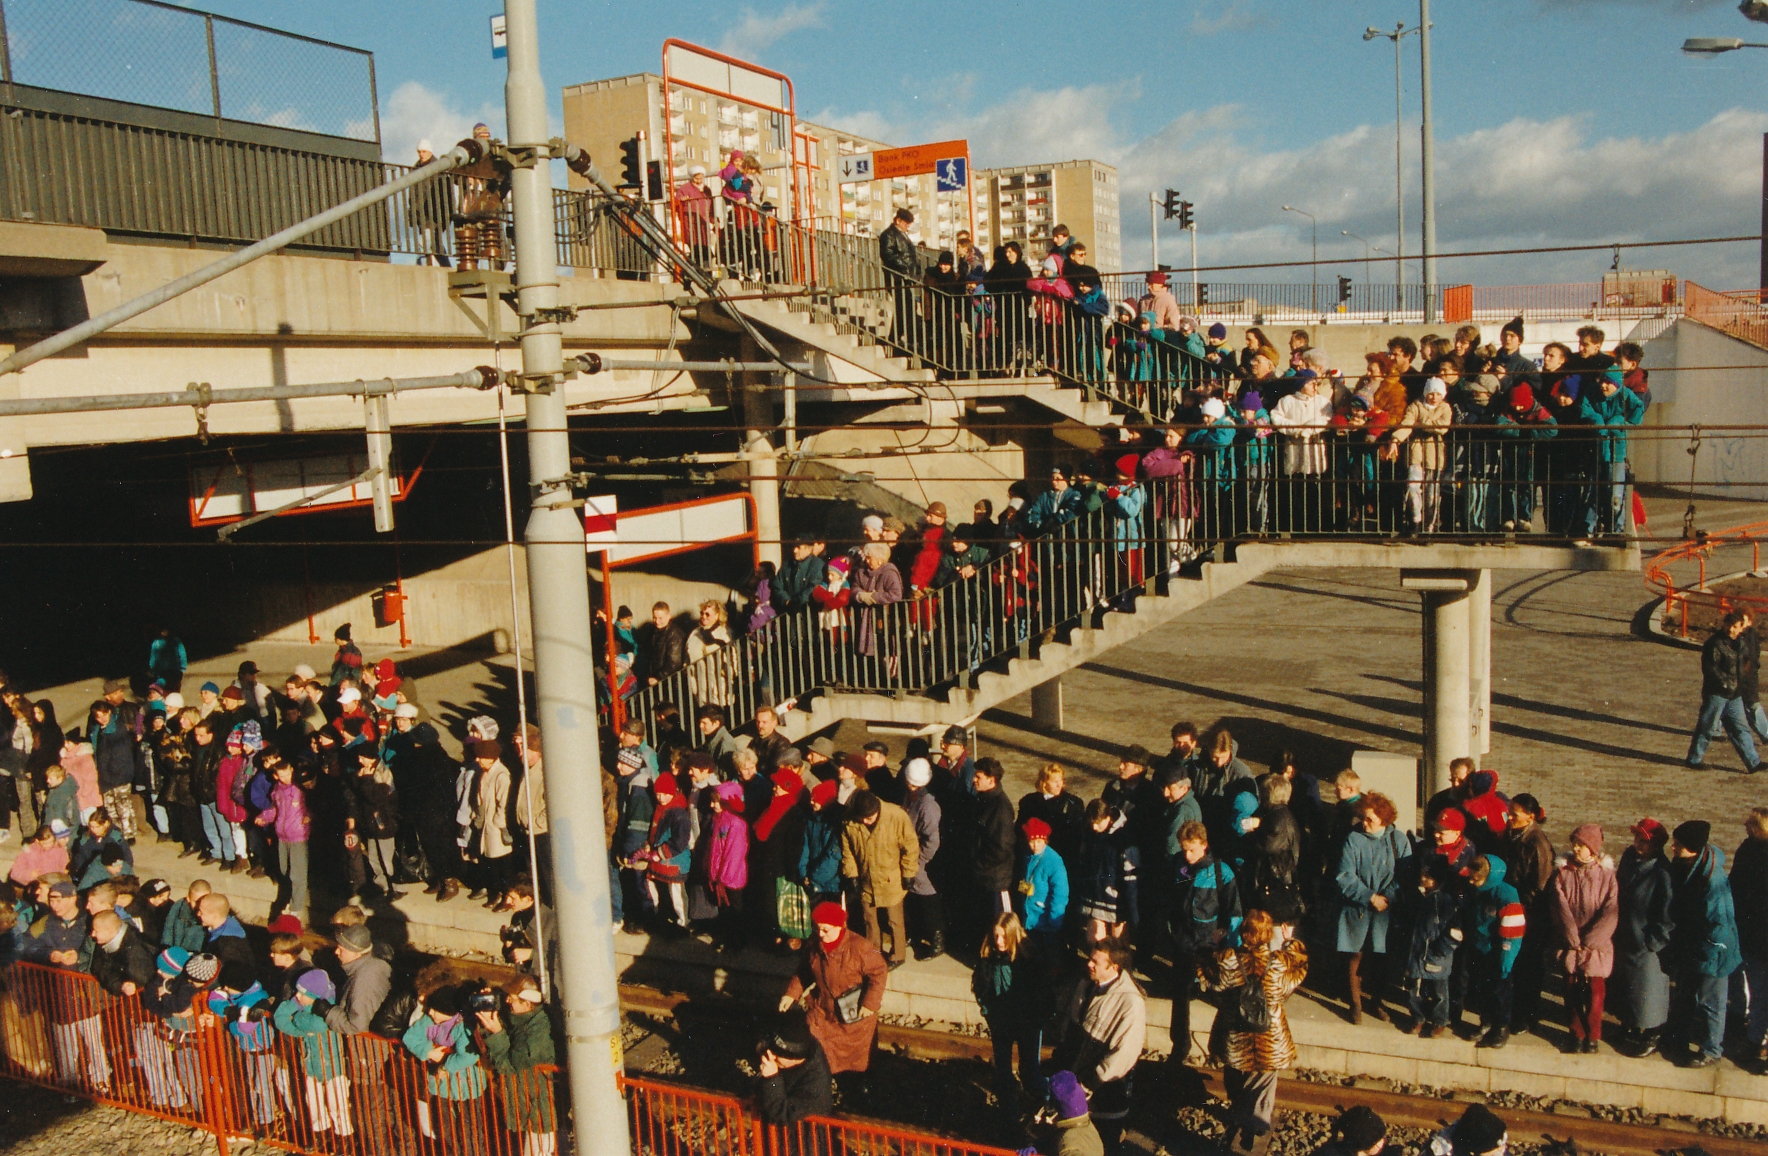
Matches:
[903,758,932,788]
[862,515,884,532]
[1201,398,1227,419]
[394,703,419,720]
[467,715,499,740]
[163,693,185,712]
[1424,376,1448,397]
[293,664,317,681]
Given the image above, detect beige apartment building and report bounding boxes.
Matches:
[972,160,1121,271]
[560,72,1120,263]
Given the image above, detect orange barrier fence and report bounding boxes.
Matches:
[0,960,559,1155]
[1685,282,1768,351]
[1644,521,1768,639]
[0,963,1012,1156]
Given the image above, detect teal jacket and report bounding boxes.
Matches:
[1668,845,1742,978]
[1236,409,1275,469]
[1184,420,1239,488]
[160,899,207,954]
[274,997,349,1081]
[1575,385,1646,464]
[403,1015,488,1100]
[1018,845,1069,932]
[1106,481,1146,552]
[1464,855,1527,977]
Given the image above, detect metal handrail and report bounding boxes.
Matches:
[1643,520,1768,639]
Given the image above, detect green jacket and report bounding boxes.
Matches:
[160,898,207,954]
[403,1015,487,1100]
[775,555,828,611]
[932,544,992,589]
[483,1008,557,1131]
[274,998,349,1081]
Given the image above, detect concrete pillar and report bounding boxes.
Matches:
[1468,569,1492,755]
[1031,675,1064,730]
[1403,570,1477,800]
[741,341,782,568]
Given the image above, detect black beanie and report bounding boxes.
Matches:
[1673,819,1711,853]
[1453,1104,1507,1156]
[1333,1106,1386,1153]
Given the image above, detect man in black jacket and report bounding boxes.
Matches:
[755,1011,833,1128]
[969,758,1017,932]
[878,208,921,353]
[90,909,157,996]
[638,602,689,687]
[1687,610,1762,772]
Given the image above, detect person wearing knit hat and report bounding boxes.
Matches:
[1028,1069,1102,1156]
[842,788,918,967]
[1497,381,1555,531]
[1664,816,1741,1066]
[296,968,336,1002]
[1551,823,1618,1053]
[1394,373,1454,535]
[643,771,693,931]
[898,756,944,960]
[800,778,846,907]
[156,945,191,978]
[184,952,220,985]
[754,1008,833,1126]
[778,893,888,1073]
[1019,817,1068,938]
[1433,1103,1506,1156]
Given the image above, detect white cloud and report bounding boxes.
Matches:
[1190,1,1268,36]
[376,80,502,165]
[719,3,827,59]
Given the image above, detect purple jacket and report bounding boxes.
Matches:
[1550,855,1619,977]
[706,808,749,892]
[257,780,312,844]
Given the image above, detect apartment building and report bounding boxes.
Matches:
[560,72,970,248]
[973,160,1121,272]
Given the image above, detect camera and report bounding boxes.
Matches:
[466,988,501,1014]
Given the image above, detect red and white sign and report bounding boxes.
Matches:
[584,492,753,564]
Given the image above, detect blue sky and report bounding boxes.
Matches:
[166,0,1768,285]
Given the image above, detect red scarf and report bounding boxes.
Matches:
[753,770,804,842]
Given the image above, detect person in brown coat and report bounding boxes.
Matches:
[779,901,888,1073]
[840,790,920,966]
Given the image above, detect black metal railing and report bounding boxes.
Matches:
[605,426,1634,740]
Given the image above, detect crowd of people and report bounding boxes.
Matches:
[0,613,1763,1155]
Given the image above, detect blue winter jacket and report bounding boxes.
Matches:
[1334,824,1412,953]
[798,810,845,896]
[1401,885,1462,981]
[1574,385,1646,464]
[1023,486,1084,536]
[1464,854,1526,977]
[1106,482,1146,553]
[1667,845,1742,978]
[1169,851,1241,955]
[1018,845,1069,933]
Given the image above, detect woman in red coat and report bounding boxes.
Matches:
[780,902,888,1073]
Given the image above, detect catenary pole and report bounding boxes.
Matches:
[1149,192,1159,270]
[501,4,629,1156]
[1394,25,1405,310]
[1419,0,1438,322]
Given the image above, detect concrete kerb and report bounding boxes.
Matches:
[1647,567,1762,651]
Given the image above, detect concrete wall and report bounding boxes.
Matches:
[1635,317,1768,499]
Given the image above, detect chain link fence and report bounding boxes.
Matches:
[0,0,377,142]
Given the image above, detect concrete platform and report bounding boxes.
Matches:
[8,825,1763,1125]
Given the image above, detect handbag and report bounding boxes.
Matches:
[1230,970,1271,1033]
[834,983,866,1026]
[775,877,812,940]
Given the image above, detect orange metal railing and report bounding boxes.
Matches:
[0,963,1013,1156]
[1685,282,1768,351]
[1643,521,1768,639]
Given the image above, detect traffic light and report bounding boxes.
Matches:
[645,159,664,202]
[618,136,642,189]
[1177,201,1194,230]
[1338,275,1353,304]
[1162,188,1182,220]
[1197,282,1210,306]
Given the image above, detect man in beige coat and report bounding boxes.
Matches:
[840,789,920,966]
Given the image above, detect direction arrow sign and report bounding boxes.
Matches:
[835,153,874,184]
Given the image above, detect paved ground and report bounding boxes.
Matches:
[15,494,1763,858]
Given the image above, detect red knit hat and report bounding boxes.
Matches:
[653,773,679,798]
[770,768,804,794]
[1510,383,1534,409]
[267,914,304,937]
[1115,454,1140,479]
[812,901,847,927]
[1022,818,1052,840]
[1434,808,1465,833]
[1630,817,1667,846]
[810,780,840,807]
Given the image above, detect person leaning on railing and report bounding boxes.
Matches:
[754,1008,833,1129]
[479,975,558,1156]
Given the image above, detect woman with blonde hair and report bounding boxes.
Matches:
[1199,909,1308,1156]
[972,911,1048,1106]
[686,600,735,707]
[1016,762,1086,863]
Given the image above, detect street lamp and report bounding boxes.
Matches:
[1682,37,1768,53]
[1343,229,1373,288]
[1283,205,1318,313]
[1366,20,1421,315]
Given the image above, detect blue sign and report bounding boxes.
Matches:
[936,157,967,192]
[490,15,507,59]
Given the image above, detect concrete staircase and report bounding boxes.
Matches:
[770,538,1642,741]
[720,282,1119,428]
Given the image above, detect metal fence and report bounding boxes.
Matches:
[0,0,379,142]
[611,425,1631,738]
[1685,281,1768,351]
[0,958,557,1155]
